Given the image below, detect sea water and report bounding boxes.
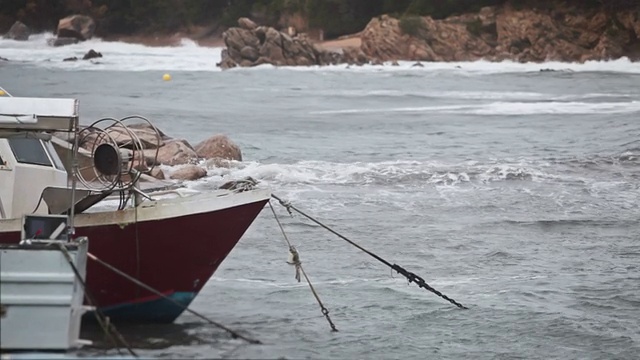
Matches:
[1,33,639,359]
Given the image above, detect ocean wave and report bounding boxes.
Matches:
[550,151,640,170]
[175,159,577,190]
[318,89,636,102]
[0,32,222,71]
[2,34,640,74]
[500,218,638,229]
[310,101,640,116]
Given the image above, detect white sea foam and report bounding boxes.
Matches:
[0,32,222,71]
[177,159,570,190]
[2,33,640,74]
[322,89,636,101]
[310,100,640,116]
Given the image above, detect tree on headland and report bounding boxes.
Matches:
[0,0,638,39]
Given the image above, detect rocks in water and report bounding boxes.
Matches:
[194,135,242,162]
[4,21,30,41]
[342,46,369,65]
[169,165,207,181]
[48,37,80,47]
[153,139,198,166]
[108,123,163,149]
[61,50,103,62]
[57,15,96,41]
[53,123,245,179]
[83,49,102,60]
[0,56,9,61]
[217,17,361,69]
[47,15,96,47]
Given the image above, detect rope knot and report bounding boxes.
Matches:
[287,245,302,282]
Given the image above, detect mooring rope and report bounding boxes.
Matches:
[56,241,138,357]
[271,194,468,310]
[268,201,338,332]
[86,252,262,344]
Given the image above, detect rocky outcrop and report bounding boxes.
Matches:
[53,123,243,181]
[62,49,103,62]
[48,15,95,47]
[4,21,30,41]
[48,37,80,47]
[361,5,640,63]
[219,4,639,67]
[169,165,207,181]
[152,139,198,166]
[83,49,102,60]
[217,17,347,69]
[194,135,242,162]
[57,15,96,40]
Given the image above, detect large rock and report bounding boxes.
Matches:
[217,17,350,69]
[169,165,207,181]
[359,4,640,63]
[106,124,164,150]
[48,37,80,47]
[57,15,96,41]
[194,135,242,162]
[152,139,198,166]
[360,14,493,62]
[238,17,258,30]
[4,21,30,41]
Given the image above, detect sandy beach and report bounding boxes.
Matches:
[316,36,361,51]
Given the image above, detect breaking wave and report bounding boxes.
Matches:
[177,159,588,190]
[310,101,640,116]
[2,33,640,74]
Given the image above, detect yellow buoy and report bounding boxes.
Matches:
[0,90,5,96]
[162,73,171,81]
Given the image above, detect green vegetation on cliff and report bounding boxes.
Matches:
[0,0,637,38]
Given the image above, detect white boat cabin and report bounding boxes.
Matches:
[0,97,78,220]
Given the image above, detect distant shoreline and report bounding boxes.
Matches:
[100,32,361,50]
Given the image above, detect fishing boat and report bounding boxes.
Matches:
[0,92,271,323]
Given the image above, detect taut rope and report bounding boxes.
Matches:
[268,201,338,332]
[271,194,468,310]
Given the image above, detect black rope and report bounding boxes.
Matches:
[56,241,138,357]
[86,251,262,344]
[271,194,468,310]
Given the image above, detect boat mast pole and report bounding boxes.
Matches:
[68,100,80,239]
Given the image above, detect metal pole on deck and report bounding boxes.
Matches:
[68,100,80,238]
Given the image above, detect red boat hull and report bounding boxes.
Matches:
[0,197,268,323]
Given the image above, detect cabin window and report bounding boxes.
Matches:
[8,137,52,167]
[43,141,66,171]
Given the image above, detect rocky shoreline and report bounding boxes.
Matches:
[3,3,639,67]
[218,4,640,69]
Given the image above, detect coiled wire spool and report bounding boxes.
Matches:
[74,116,161,192]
